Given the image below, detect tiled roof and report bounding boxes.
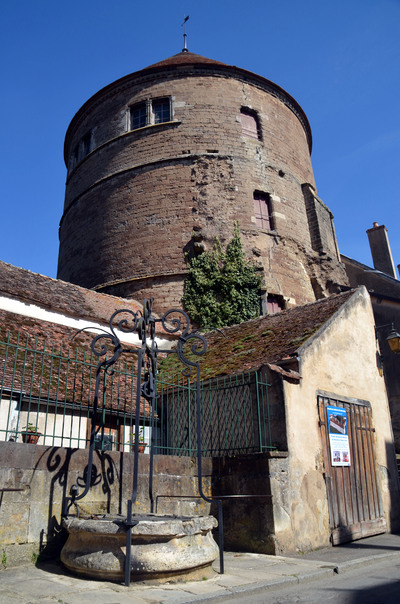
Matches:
[0,308,96,345]
[0,260,170,336]
[342,255,400,300]
[143,51,229,70]
[0,308,149,414]
[162,290,356,380]
[0,261,178,417]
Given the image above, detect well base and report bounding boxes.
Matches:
[61,514,219,583]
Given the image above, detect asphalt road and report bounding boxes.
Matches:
[219,558,400,603]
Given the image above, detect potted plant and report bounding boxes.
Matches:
[21,423,41,444]
[131,427,147,453]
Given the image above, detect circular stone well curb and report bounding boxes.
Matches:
[61,514,219,582]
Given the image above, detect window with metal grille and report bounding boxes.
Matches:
[130,102,147,130]
[253,191,273,231]
[130,98,171,131]
[240,108,261,140]
[153,98,170,124]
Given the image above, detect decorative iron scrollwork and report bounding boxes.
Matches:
[61,298,222,587]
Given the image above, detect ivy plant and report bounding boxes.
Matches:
[182,224,261,330]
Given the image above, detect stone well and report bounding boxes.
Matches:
[61,514,219,582]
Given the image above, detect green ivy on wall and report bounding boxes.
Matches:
[183,224,261,330]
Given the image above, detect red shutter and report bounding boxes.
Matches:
[241,112,258,139]
[253,193,271,230]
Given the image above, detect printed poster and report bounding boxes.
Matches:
[326,405,351,466]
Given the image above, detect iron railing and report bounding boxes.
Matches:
[0,331,273,455]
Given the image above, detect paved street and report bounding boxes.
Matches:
[222,557,400,603]
[0,533,399,604]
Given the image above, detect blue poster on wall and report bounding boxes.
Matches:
[326,406,351,466]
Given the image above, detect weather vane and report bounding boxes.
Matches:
[181,15,189,52]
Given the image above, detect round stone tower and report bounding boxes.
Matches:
[57,50,347,314]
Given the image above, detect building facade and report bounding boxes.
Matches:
[342,222,400,452]
[57,50,348,314]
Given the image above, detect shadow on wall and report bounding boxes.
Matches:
[39,446,119,561]
[210,453,276,555]
[0,443,119,563]
[385,440,400,533]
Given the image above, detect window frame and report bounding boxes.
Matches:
[130,97,172,131]
[130,102,147,130]
[152,97,171,125]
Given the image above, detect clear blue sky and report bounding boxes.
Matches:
[1,0,399,279]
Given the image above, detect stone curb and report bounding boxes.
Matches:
[170,551,400,603]
[177,567,336,603]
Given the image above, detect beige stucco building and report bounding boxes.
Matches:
[198,287,400,553]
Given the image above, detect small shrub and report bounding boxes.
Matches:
[183,224,261,330]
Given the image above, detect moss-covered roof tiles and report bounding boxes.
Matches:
[162,290,355,380]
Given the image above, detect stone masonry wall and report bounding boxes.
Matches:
[0,442,213,566]
[0,441,285,567]
[58,61,348,315]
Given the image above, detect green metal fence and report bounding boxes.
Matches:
[158,371,273,456]
[0,331,273,456]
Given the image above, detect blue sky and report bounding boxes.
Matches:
[1,0,399,279]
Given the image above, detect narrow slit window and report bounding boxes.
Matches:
[71,144,79,168]
[82,131,92,158]
[253,191,273,231]
[241,108,261,140]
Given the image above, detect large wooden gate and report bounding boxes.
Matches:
[318,393,386,545]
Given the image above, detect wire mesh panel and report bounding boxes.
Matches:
[158,371,272,456]
[0,332,150,450]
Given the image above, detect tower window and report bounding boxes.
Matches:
[130,102,147,130]
[240,108,261,140]
[253,191,273,231]
[69,130,92,170]
[153,98,171,124]
[130,98,171,131]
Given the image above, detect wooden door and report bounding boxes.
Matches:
[318,394,386,545]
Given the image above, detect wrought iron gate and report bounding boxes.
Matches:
[318,393,386,545]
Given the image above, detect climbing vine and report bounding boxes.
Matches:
[182,224,261,330]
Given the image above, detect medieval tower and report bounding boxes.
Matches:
[57,49,348,314]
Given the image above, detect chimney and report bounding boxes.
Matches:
[366,222,396,278]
